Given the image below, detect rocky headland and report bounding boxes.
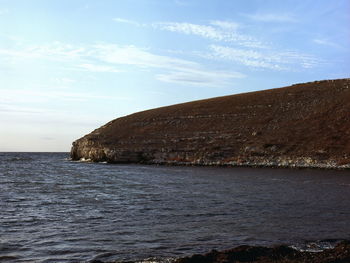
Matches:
[71,79,350,169]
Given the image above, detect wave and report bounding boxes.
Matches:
[6,157,34,162]
[290,239,343,252]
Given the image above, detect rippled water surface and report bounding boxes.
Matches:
[1,152,350,262]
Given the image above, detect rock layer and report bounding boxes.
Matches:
[71,79,350,169]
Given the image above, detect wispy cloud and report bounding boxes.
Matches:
[154,21,266,48]
[91,44,198,70]
[91,43,245,86]
[209,45,282,70]
[156,22,225,40]
[77,63,122,73]
[209,45,321,70]
[0,42,86,61]
[112,18,245,45]
[116,18,300,50]
[313,38,343,49]
[112,17,143,27]
[111,18,323,72]
[243,13,297,23]
[0,41,245,87]
[156,68,245,87]
[210,20,239,30]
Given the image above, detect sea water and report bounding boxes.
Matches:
[1,152,350,262]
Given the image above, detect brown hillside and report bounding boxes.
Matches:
[71,79,350,168]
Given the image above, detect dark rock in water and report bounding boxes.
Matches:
[174,241,350,263]
[71,79,350,169]
[98,241,350,262]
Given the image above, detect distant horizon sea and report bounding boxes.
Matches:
[1,152,350,263]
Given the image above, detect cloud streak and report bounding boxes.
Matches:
[91,43,245,86]
[77,63,122,73]
[112,17,144,27]
[0,42,86,62]
[154,21,266,48]
[1,15,323,87]
[0,41,245,87]
[209,45,322,70]
[156,68,245,87]
[313,38,343,49]
[110,18,322,72]
[91,44,198,70]
[210,20,239,30]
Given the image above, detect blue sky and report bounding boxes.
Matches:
[0,0,349,151]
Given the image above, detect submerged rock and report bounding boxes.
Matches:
[71,79,350,169]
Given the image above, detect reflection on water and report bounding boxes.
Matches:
[0,152,350,262]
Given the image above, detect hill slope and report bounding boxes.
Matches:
[71,79,350,169]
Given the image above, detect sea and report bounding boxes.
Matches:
[1,152,350,263]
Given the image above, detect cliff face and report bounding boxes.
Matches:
[71,79,350,169]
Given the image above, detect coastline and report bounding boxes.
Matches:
[74,156,350,170]
[173,240,350,263]
[91,240,350,263]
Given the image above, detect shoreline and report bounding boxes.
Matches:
[148,159,350,170]
[173,240,350,263]
[75,157,350,170]
[93,241,350,263]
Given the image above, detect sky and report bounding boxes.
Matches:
[0,0,349,152]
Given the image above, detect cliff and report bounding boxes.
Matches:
[71,79,350,169]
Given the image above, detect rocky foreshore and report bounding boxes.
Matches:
[75,156,350,170]
[71,79,350,169]
[91,241,350,263]
[173,241,350,263]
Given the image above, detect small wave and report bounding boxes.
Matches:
[76,157,93,163]
[68,157,109,164]
[134,258,175,263]
[90,252,175,263]
[112,258,175,263]
[67,157,92,163]
[6,157,33,162]
[290,239,341,252]
[89,252,116,262]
